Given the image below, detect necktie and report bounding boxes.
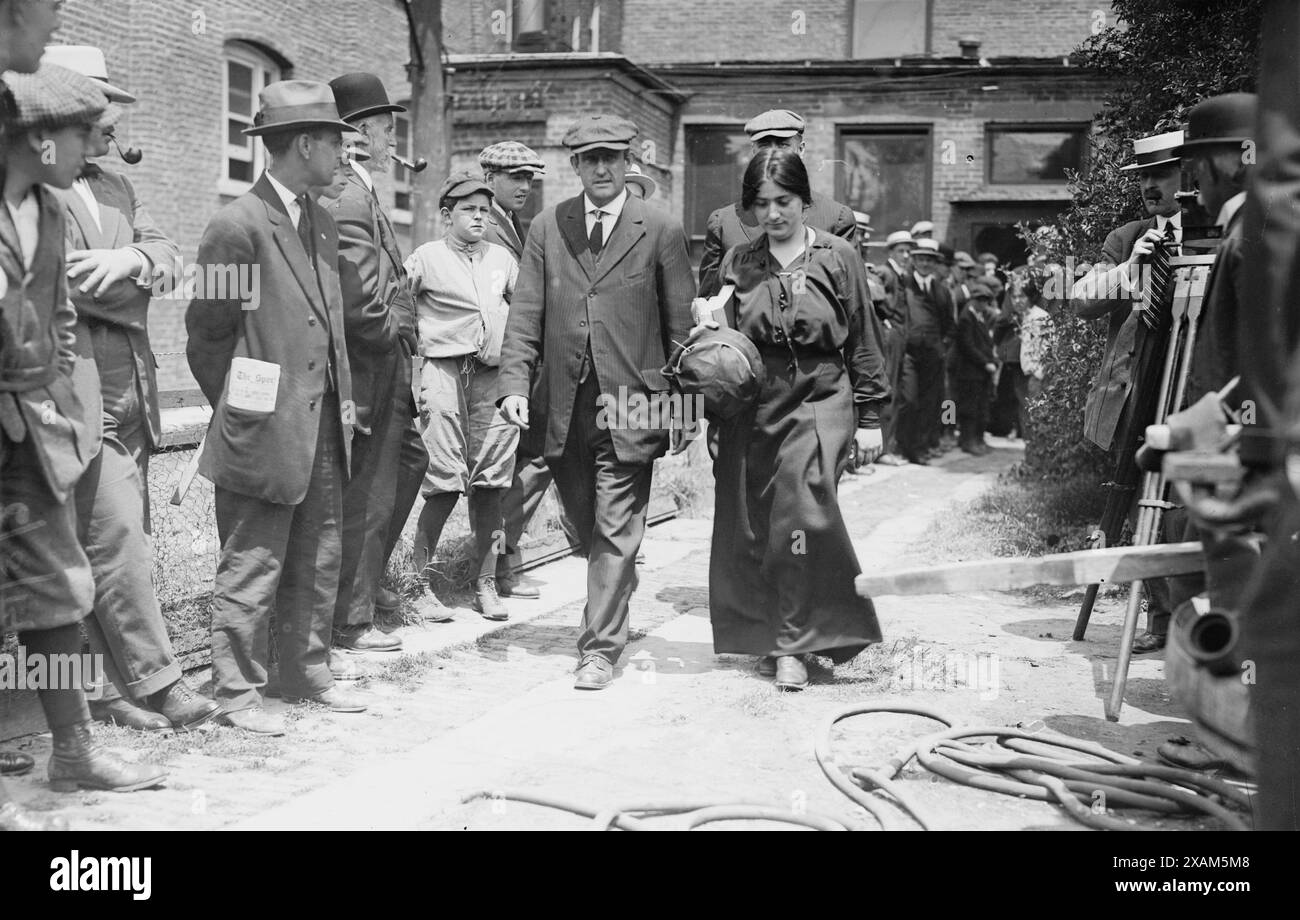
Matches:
[297,195,315,261]
[589,210,604,255]
[1139,222,1175,330]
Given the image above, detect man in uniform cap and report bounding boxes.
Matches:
[895,238,955,465]
[697,108,857,297]
[498,114,695,690]
[187,81,362,733]
[3,62,168,812]
[324,72,430,652]
[1069,128,1190,653]
[478,140,574,599]
[43,45,218,733]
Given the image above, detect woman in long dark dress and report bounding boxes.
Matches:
[698,149,891,690]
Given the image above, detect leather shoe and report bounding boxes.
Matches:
[903,453,930,465]
[1,750,35,777]
[374,586,403,615]
[285,687,369,713]
[496,564,540,599]
[0,802,70,832]
[756,656,777,678]
[875,453,909,467]
[217,707,286,736]
[413,589,455,622]
[1132,631,1167,653]
[473,575,510,621]
[150,680,220,731]
[774,655,809,691]
[334,624,402,652]
[89,698,170,732]
[574,655,613,690]
[48,722,168,793]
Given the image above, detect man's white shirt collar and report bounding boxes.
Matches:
[73,178,102,232]
[265,172,304,228]
[584,188,628,234]
[350,160,374,192]
[1156,210,1182,236]
[1217,192,1247,231]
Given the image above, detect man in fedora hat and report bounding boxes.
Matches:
[876,229,915,465]
[478,139,573,599]
[895,237,954,465]
[1069,128,1189,653]
[498,114,695,690]
[697,108,857,298]
[42,45,218,733]
[187,80,364,734]
[325,72,433,649]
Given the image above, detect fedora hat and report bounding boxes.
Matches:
[1119,129,1184,171]
[1173,93,1257,156]
[244,81,353,136]
[624,163,657,200]
[41,45,134,103]
[329,72,406,123]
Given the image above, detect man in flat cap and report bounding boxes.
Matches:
[1069,129,1189,653]
[325,72,432,651]
[697,109,857,297]
[499,114,695,690]
[40,46,218,733]
[3,62,168,813]
[187,80,363,734]
[479,140,570,599]
[404,172,520,622]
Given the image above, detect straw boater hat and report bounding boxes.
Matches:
[243,81,352,136]
[911,220,935,237]
[911,238,943,260]
[1119,130,1184,171]
[885,230,914,249]
[40,45,135,103]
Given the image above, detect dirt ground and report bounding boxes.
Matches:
[0,439,1231,831]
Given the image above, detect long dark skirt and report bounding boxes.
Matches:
[709,350,883,663]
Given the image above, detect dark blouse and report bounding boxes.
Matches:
[719,230,890,426]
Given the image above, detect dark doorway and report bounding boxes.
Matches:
[948,201,1071,268]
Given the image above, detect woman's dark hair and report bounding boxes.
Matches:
[740,147,812,212]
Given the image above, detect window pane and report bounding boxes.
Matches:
[395,191,411,212]
[853,0,927,58]
[685,126,751,240]
[228,158,253,183]
[989,128,1087,183]
[393,114,411,182]
[228,119,250,147]
[839,132,929,236]
[228,61,253,115]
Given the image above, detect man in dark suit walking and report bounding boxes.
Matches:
[498,115,695,690]
[1070,129,1186,652]
[697,109,857,298]
[896,238,954,465]
[47,45,218,732]
[187,81,363,734]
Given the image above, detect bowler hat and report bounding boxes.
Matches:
[244,81,352,136]
[1173,93,1257,156]
[329,72,406,123]
[41,45,135,103]
[563,114,638,154]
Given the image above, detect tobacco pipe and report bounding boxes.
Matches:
[394,154,428,173]
[111,136,143,165]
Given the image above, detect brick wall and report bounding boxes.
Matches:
[443,0,624,54]
[53,0,412,392]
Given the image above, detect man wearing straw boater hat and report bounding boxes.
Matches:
[324,72,435,650]
[187,81,363,734]
[1069,128,1187,653]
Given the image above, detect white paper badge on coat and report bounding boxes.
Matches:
[227,357,280,412]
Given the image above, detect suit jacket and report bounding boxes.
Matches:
[483,204,525,262]
[0,184,97,502]
[899,272,954,345]
[698,195,858,298]
[1070,216,1157,450]
[186,173,353,505]
[327,167,415,435]
[498,193,696,465]
[955,305,995,378]
[1187,204,1246,408]
[53,165,178,448]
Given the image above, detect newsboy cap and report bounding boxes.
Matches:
[745,109,806,141]
[438,170,494,205]
[5,63,108,133]
[563,114,638,154]
[479,140,546,175]
[953,251,977,268]
[244,80,352,136]
[41,45,135,104]
[329,72,406,124]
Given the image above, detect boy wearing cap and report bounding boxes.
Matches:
[954,283,998,455]
[697,108,857,298]
[187,80,360,733]
[498,113,695,690]
[3,62,168,801]
[325,72,427,649]
[404,172,520,622]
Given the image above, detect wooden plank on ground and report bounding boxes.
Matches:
[856,541,1206,598]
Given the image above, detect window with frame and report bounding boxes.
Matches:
[684,125,752,262]
[837,128,931,240]
[986,124,1090,184]
[224,43,281,194]
[392,109,414,222]
[852,0,929,58]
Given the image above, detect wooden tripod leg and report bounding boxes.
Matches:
[1106,576,1147,720]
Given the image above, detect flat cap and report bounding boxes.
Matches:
[745,109,805,141]
[563,114,638,154]
[910,220,935,237]
[953,251,977,268]
[5,63,108,133]
[885,230,914,248]
[438,170,494,204]
[479,140,546,174]
[966,281,996,300]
